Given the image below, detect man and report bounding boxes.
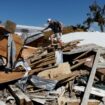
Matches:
[42,19,63,48]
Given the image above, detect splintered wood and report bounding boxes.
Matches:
[0,33,105,105]
[0,31,23,58]
[8,85,32,105]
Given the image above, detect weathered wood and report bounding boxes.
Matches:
[71,59,87,70]
[0,100,6,105]
[84,55,95,68]
[74,85,105,97]
[62,39,81,48]
[29,65,58,75]
[0,65,56,84]
[96,68,105,81]
[30,54,55,67]
[21,46,38,60]
[0,33,23,58]
[32,98,46,104]
[29,94,58,99]
[81,49,100,105]
[0,71,25,84]
[56,70,88,84]
[63,45,77,52]
[74,50,91,61]
[58,98,99,105]
[63,44,98,55]
[58,86,66,105]
[8,85,25,105]
[38,62,71,79]
[56,71,79,81]
[30,51,55,63]
[35,59,56,68]
[8,85,32,105]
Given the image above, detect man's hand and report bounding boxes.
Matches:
[41,30,44,33]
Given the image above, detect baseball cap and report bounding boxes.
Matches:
[47,18,52,22]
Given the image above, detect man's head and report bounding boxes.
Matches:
[47,18,52,23]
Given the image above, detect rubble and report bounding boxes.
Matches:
[0,25,105,105]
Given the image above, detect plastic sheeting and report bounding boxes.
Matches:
[30,75,58,91]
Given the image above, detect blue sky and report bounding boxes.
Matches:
[0,0,105,27]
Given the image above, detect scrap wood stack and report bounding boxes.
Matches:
[23,39,81,72]
[4,46,104,105]
[16,44,105,105]
[1,32,105,105]
[2,22,104,104]
[62,39,82,52]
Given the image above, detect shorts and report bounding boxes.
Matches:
[52,33,62,40]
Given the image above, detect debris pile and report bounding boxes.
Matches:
[0,25,105,105]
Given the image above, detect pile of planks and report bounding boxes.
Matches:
[1,38,105,105]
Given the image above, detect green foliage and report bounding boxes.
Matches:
[84,1,105,32]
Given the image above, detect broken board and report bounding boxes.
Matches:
[0,27,23,58]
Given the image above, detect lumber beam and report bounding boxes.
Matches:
[58,97,99,105]
[80,49,100,105]
[8,85,32,105]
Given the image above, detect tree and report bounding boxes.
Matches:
[84,1,105,32]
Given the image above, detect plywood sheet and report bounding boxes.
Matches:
[38,62,71,79]
[0,33,23,59]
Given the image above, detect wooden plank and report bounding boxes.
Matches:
[57,97,99,105]
[84,55,95,68]
[56,70,87,84]
[32,98,46,104]
[30,54,55,66]
[29,65,58,75]
[74,50,91,61]
[62,39,81,48]
[37,62,71,79]
[0,65,58,84]
[74,85,105,97]
[64,98,99,105]
[8,85,32,105]
[80,49,100,105]
[8,85,24,105]
[0,33,23,58]
[35,59,56,68]
[0,71,25,84]
[30,51,55,63]
[56,71,79,81]
[71,59,87,70]
[0,67,48,84]
[62,45,77,52]
[63,44,99,55]
[21,46,38,60]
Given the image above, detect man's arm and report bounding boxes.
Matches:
[59,22,63,32]
[42,26,49,32]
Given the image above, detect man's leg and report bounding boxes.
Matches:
[58,39,63,48]
[56,33,63,48]
[50,34,54,45]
